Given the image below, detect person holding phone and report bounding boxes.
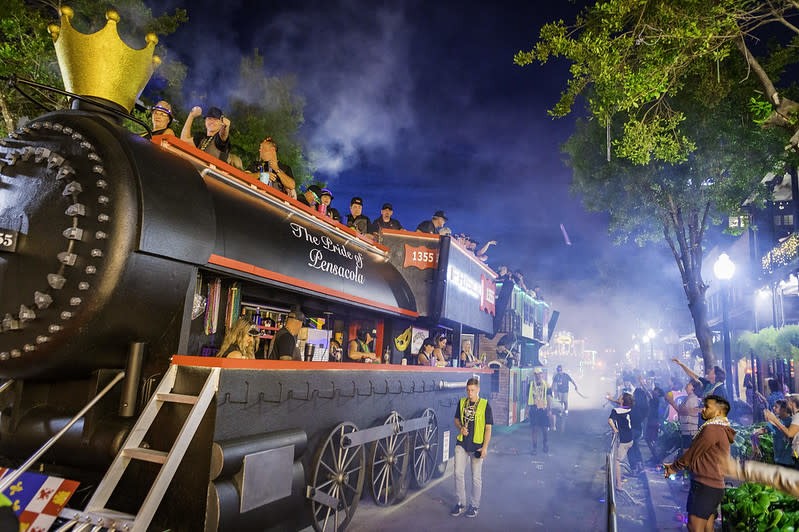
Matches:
[451,377,492,519]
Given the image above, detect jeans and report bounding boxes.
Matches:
[454,445,483,508]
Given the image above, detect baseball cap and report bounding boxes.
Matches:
[433,210,448,221]
[287,310,305,322]
[534,367,543,374]
[351,197,363,206]
[320,188,333,199]
[204,106,224,119]
[381,203,393,211]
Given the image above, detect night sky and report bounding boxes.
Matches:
[155,0,688,353]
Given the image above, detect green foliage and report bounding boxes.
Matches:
[518,0,799,164]
[732,422,773,463]
[737,326,799,362]
[722,482,799,530]
[225,51,312,185]
[0,0,64,135]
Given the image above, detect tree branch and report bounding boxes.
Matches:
[735,37,780,105]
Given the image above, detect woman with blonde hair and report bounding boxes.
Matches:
[217,318,258,359]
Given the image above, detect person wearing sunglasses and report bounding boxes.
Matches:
[217,318,259,359]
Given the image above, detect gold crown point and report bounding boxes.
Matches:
[50,6,159,112]
[153,55,162,68]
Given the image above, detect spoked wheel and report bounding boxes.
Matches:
[368,411,410,506]
[411,408,439,488]
[309,422,365,532]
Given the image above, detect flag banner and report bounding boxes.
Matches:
[0,468,80,532]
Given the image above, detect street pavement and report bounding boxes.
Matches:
[346,408,673,532]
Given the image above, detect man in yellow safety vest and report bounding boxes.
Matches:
[451,377,493,519]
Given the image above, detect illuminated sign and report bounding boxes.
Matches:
[403,244,438,270]
[447,264,482,300]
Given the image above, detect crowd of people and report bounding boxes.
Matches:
[143,102,554,281]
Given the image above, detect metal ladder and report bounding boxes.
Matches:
[57,365,221,532]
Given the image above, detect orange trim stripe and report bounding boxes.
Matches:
[208,254,419,318]
[172,354,492,373]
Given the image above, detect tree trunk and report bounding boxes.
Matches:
[0,93,14,135]
[662,198,716,373]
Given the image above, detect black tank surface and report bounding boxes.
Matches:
[0,111,214,379]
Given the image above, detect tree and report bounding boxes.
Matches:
[0,0,63,135]
[563,69,783,371]
[515,0,799,165]
[226,51,312,185]
[0,0,187,136]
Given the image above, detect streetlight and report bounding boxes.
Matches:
[642,328,656,360]
[714,253,735,400]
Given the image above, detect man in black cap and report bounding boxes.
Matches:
[372,203,403,232]
[319,188,342,222]
[267,309,305,360]
[180,105,231,161]
[346,197,372,235]
[416,210,451,235]
[299,184,323,209]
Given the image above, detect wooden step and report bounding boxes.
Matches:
[122,447,168,464]
[156,392,199,404]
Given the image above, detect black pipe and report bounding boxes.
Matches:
[119,342,145,417]
[208,462,306,531]
[209,429,307,480]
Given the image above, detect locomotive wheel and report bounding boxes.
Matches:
[410,408,439,488]
[309,422,365,532]
[368,411,410,506]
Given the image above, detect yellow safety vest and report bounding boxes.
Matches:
[528,380,548,408]
[458,397,487,444]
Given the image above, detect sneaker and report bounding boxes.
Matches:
[450,503,465,516]
[465,506,479,518]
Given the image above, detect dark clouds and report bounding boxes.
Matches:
[156,0,687,354]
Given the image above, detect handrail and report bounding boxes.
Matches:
[0,379,15,396]
[0,371,125,493]
[607,432,618,532]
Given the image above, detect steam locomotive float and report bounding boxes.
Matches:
[0,9,525,532]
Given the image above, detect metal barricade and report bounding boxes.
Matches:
[606,432,618,532]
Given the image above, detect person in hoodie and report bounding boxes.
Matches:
[664,395,735,532]
[608,392,634,490]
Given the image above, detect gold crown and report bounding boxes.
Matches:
[48,6,161,112]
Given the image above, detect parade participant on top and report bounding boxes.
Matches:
[299,185,322,209]
[216,318,259,359]
[247,137,296,196]
[671,358,728,401]
[372,203,402,232]
[608,393,634,490]
[180,105,231,162]
[451,377,492,519]
[267,310,304,360]
[664,395,735,532]
[319,189,341,222]
[149,100,175,136]
[346,197,372,235]
[528,368,550,455]
[551,365,579,414]
[347,328,379,363]
[416,210,451,235]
